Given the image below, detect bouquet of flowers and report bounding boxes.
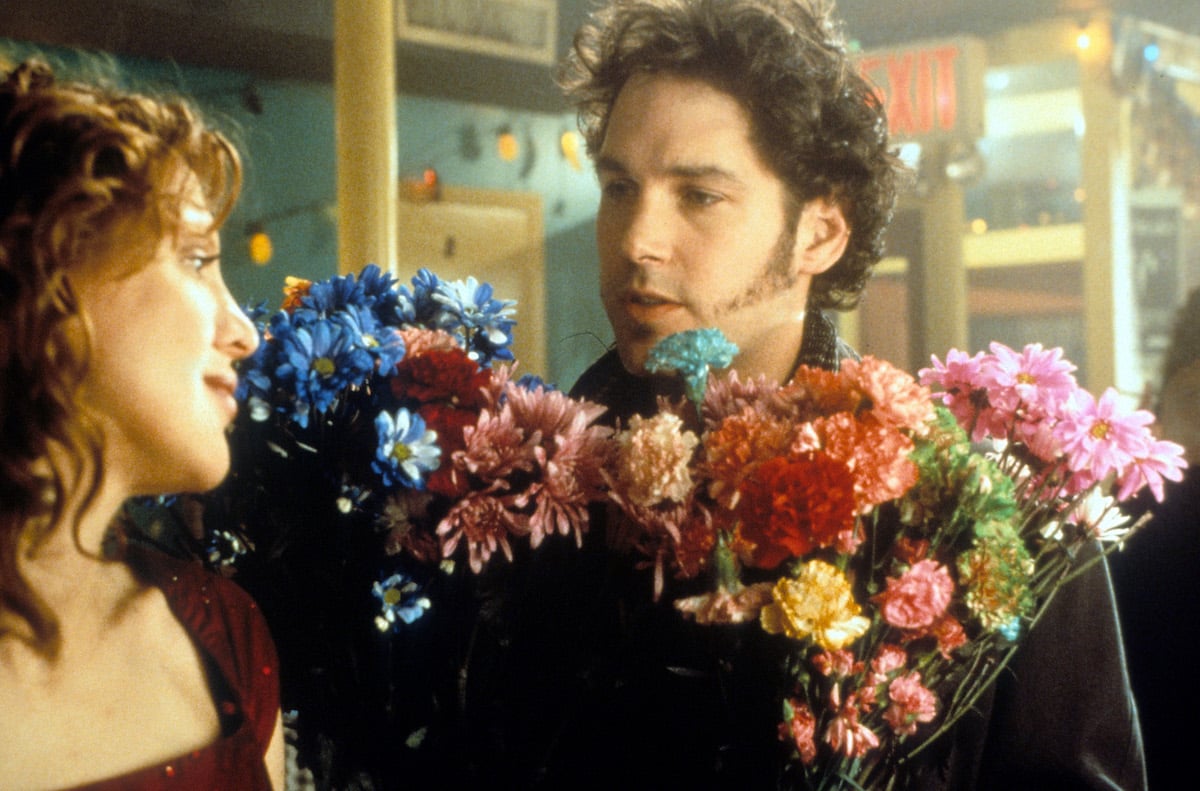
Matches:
[603,329,1185,789]
[181,265,612,788]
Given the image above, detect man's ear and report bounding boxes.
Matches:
[793,197,850,276]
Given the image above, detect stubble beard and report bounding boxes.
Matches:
[712,208,801,317]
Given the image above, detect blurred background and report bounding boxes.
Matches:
[3,0,1198,398]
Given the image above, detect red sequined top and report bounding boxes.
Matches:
[65,548,280,791]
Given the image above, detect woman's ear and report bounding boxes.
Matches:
[792,197,850,276]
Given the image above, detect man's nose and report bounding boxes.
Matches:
[621,193,671,265]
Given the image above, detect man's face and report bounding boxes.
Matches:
[595,72,846,383]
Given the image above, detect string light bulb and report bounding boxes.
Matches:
[560,130,582,171]
[247,223,273,265]
[497,127,519,162]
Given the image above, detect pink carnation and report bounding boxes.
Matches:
[875,559,954,630]
[778,700,818,765]
[841,356,935,434]
[614,412,699,508]
[870,643,909,681]
[812,649,861,679]
[884,671,938,735]
[825,685,880,759]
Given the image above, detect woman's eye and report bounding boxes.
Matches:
[188,253,221,272]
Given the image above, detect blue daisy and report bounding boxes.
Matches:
[372,572,431,632]
[372,408,441,489]
[430,276,517,365]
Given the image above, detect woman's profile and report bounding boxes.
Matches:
[0,59,284,789]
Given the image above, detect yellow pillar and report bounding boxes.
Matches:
[1078,17,1133,394]
[919,145,969,360]
[334,0,398,276]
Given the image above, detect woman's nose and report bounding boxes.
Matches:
[218,284,260,359]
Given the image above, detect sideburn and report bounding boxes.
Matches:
[713,197,802,315]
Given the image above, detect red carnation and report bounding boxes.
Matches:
[735,453,856,569]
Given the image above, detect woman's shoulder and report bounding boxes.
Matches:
[127,544,280,745]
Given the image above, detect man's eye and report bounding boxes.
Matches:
[601,180,635,200]
[684,189,721,207]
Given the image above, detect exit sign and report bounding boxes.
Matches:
[858,38,986,142]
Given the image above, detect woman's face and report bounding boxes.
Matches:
[71,173,259,496]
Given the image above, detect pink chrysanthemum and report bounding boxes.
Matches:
[1056,387,1155,483]
[1115,437,1187,503]
[437,492,519,573]
[919,349,989,436]
[883,671,938,736]
[982,342,1078,420]
[701,369,781,424]
[874,559,954,630]
[500,384,613,547]
[456,406,534,483]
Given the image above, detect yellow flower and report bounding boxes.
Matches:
[760,560,870,650]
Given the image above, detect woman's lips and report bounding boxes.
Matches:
[206,374,240,421]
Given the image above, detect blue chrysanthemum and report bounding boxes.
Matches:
[514,373,554,392]
[372,408,441,489]
[272,313,377,427]
[645,328,739,405]
[294,264,407,328]
[431,276,517,365]
[401,267,445,325]
[336,303,407,372]
[372,572,431,632]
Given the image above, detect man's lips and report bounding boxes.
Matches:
[623,289,682,321]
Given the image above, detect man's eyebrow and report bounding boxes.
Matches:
[667,164,742,184]
[596,155,743,185]
[595,154,627,175]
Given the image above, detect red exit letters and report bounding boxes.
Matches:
[859,44,974,140]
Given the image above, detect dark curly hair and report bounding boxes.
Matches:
[558,0,902,310]
[0,58,242,654]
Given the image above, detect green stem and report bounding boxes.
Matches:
[713,532,743,594]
